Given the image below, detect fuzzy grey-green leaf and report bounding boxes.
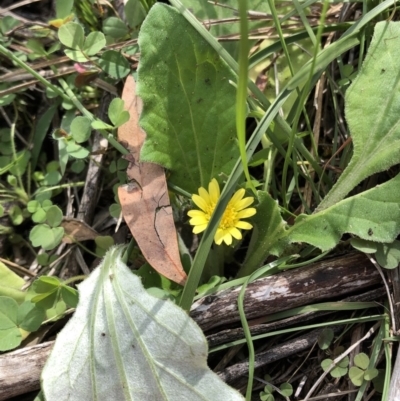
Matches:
[41,246,244,401]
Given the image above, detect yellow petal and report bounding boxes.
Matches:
[209,179,220,203]
[198,187,211,204]
[192,194,209,212]
[228,227,242,240]
[187,210,206,218]
[214,228,225,245]
[222,232,233,245]
[235,197,254,211]
[230,188,245,205]
[189,216,208,226]
[235,221,253,230]
[193,224,208,234]
[237,208,256,219]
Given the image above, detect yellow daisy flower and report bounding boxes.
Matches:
[187,178,256,246]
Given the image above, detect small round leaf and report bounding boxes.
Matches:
[58,22,84,49]
[70,116,92,143]
[83,31,106,55]
[354,352,369,370]
[46,205,63,227]
[102,17,128,38]
[98,50,130,79]
[349,366,365,386]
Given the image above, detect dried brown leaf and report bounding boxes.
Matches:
[61,218,99,243]
[117,75,187,285]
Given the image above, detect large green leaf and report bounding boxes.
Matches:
[42,246,244,401]
[318,21,400,210]
[138,4,239,194]
[242,173,400,274]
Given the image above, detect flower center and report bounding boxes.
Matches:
[220,204,237,230]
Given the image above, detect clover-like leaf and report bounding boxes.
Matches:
[376,240,400,269]
[0,296,21,351]
[98,50,130,79]
[364,368,379,381]
[70,116,92,143]
[354,352,370,370]
[83,31,106,55]
[108,98,130,127]
[42,246,245,401]
[349,366,365,386]
[58,22,84,49]
[66,141,89,159]
[350,238,378,254]
[102,17,128,38]
[29,224,64,250]
[17,301,45,332]
[317,328,334,350]
[279,382,293,397]
[46,205,63,228]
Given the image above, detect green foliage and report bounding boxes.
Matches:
[259,375,293,401]
[0,262,26,303]
[29,204,65,250]
[318,328,334,350]
[321,356,349,378]
[349,353,379,386]
[138,4,239,194]
[318,21,400,210]
[0,297,45,351]
[31,276,79,310]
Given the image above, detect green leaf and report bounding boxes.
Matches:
[364,368,379,381]
[46,205,63,228]
[102,17,129,38]
[17,301,45,331]
[317,328,334,350]
[42,246,245,401]
[94,235,115,257]
[350,238,378,253]
[64,48,88,62]
[60,285,79,308]
[109,203,121,218]
[0,296,21,351]
[98,50,130,79]
[33,276,61,293]
[240,191,287,276]
[108,98,130,127]
[70,116,92,143]
[58,22,84,50]
[32,209,46,223]
[349,366,365,386]
[66,141,89,159]
[0,262,25,303]
[124,0,147,28]
[137,3,239,194]
[83,31,106,55]
[31,289,59,310]
[319,21,400,210]
[279,383,293,397]
[375,240,400,269]
[29,224,64,250]
[354,352,369,370]
[56,0,74,18]
[9,205,23,225]
[91,120,114,130]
